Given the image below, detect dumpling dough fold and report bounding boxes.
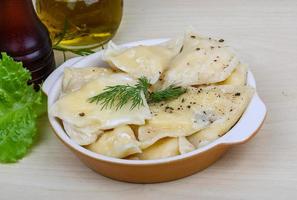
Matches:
[86,125,141,158]
[50,73,151,145]
[138,85,254,149]
[163,31,240,87]
[62,67,112,94]
[217,63,248,86]
[103,38,182,84]
[188,85,254,147]
[178,136,195,154]
[132,137,179,160]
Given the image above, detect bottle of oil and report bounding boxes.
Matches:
[0,0,55,85]
[36,0,123,49]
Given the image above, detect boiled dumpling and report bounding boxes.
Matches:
[103,39,182,84]
[138,85,254,149]
[217,63,248,86]
[63,122,103,145]
[51,73,151,129]
[62,67,112,94]
[188,85,254,147]
[50,73,151,145]
[163,32,240,87]
[135,137,179,160]
[86,125,141,158]
[178,136,195,154]
[138,99,210,149]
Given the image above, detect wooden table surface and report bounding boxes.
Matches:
[2,0,297,199]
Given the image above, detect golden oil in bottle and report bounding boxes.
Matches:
[36,0,123,49]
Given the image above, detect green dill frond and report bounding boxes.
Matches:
[88,76,187,110]
[135,76,150,99]
[53,45,95,56]
[148,85,187,103]
[88,77,150,110]
[52,19,96,58]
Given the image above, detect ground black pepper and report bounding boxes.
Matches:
[79,112,85,117]
[179,45,184,53]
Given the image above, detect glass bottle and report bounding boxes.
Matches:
[35,0,123,49]
[0,0,55,85]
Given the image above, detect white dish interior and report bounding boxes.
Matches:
[43,39,266,165]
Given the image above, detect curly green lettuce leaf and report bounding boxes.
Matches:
[0,53,46,163]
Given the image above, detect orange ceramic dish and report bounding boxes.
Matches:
[43,39,266,183]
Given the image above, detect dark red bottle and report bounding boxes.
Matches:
[0,0,55,85]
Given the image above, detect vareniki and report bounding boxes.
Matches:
[163,31,240,87]
[103,38,182,84]
[50,31,253,160]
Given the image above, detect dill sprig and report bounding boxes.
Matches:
[88,77,187,110]
[88,77,150,110]
[53,19,69,46]
[148,85,187,103]
[52,19,96,59]
[53,45,95,56]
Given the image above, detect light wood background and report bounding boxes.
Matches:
[1,0,297,199]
